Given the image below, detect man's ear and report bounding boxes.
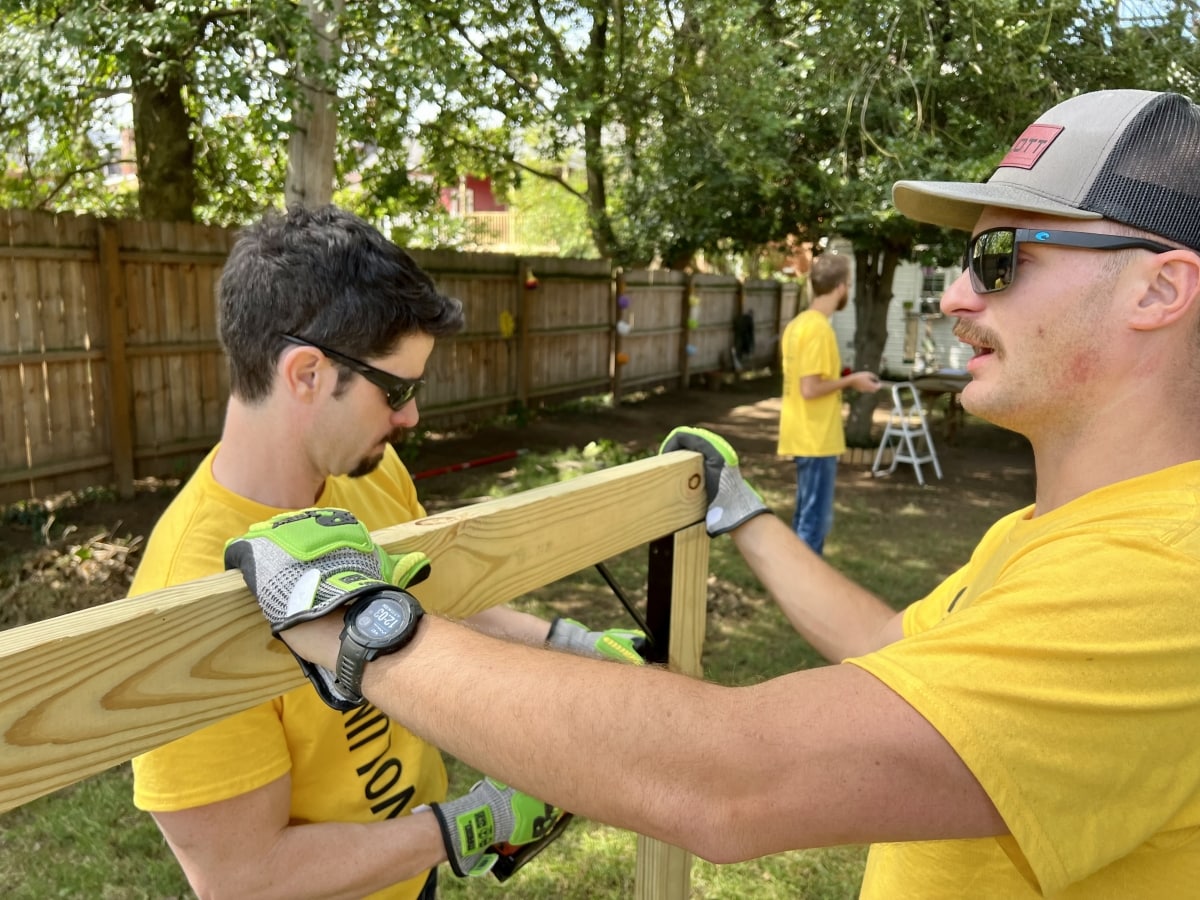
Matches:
[1129,250,1200,332]
[279,344,327,402]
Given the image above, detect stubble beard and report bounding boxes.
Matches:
[348,426,407,479]
[348,454,384,479]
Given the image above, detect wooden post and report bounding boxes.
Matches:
[635,523,708,899]
[733,278,747,381]
[517,257,531,411]
[679,272,694,391]
[97,220,135,498]
[611,269,624,405]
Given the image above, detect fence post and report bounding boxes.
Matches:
[635,523,707,899]
[611,269,624,405]
[97,220,135,499]
[516,257,531,411]
[678,272,693,392]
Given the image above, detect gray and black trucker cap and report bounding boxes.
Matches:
[893,90,1200,251]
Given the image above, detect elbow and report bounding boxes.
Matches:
[663,789,768,865]
[682,819,763,865]
[689,839,754,866]
[185,870,272,900]
[187,881,230,900]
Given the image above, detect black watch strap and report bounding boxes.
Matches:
[335,590,424,704]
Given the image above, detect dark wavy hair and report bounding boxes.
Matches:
[218,205,465,402]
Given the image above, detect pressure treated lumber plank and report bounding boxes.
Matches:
[0,452,705,814]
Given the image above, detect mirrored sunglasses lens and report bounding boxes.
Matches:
[971,230,1016,293]
[388,383,419,409]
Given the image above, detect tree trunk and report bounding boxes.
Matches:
[285,0,342,209]
[131,63,196,222]
[844,245,900,446]
[582,10,617,259]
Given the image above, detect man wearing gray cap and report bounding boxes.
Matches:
[225,91,1200,897]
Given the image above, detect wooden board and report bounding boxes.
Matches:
[0,451,706,815]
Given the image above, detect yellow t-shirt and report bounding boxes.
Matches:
[849,462,1200,898]
[130,444,447,900]
[777,310,845,457]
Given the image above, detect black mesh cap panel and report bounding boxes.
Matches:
[1083,93,1200,252]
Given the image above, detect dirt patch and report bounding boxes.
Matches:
[0,374,1034,629]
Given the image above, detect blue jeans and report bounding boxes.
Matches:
[792,456,838,555]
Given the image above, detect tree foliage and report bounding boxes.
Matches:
[0,0,1196,270]
[0,0,320,222]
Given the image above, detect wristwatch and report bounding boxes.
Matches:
[335,588,424,704]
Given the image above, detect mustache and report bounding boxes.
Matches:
[953,321,1003,355]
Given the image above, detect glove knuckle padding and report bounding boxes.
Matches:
[249,538,386,628]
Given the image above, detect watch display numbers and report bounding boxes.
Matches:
[358,599,405,640]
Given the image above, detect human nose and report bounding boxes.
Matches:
[940,268,985,317]
[390,400,419,428]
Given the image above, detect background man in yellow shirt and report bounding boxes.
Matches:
[778,251,880,553]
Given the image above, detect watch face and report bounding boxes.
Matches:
[353,596,413,646]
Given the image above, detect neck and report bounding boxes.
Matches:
[211,397,326,509]
[1028,376,1200,514]
[809,290,842,317]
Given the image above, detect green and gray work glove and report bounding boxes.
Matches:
[659,426,769,536]
[430,778,567,877]
[546,617,646,665]
[223,507,430,710]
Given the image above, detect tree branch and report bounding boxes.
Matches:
[529,0,573,78]
[28,158,131,209]
[437,15,552,116]
[511,157,587,201]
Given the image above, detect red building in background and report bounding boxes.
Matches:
[439,175,506,214]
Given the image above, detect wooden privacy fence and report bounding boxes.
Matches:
[0,451,710,899]
[0,208,798,505]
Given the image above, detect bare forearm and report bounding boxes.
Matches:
[155,788,446,900]
[732,514,900,660]
[290,615,751,855]
[255,815,444,900]
[801,376,844,400]
[464,604,553,644]
[285,617,1001,861]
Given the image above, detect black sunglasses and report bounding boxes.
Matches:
[279,334,424,410]
[963,227,1176,294]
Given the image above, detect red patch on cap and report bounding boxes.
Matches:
[998,124,1064,170]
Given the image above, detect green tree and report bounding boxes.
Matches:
[0,1,319,222]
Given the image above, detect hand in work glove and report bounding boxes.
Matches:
[223,507,430,710]
[430,778,567,877]
[659,426,769,536]
[546,617,646,665]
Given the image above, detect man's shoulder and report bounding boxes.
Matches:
[788,309,831,331]
[132,462,267,594]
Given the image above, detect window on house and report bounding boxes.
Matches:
[921,267,946,296]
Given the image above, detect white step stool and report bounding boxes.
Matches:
[871,382,943,486]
